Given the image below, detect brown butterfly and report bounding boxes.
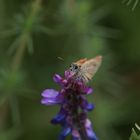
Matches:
[69,56,102,83]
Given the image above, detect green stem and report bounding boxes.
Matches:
[11,0,42,71]
[11,34,28,72]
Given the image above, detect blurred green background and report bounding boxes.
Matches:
[0,0,140,140]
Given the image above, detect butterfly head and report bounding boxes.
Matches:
[69,63,81,75]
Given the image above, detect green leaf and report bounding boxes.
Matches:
[122,0,139,10]
[132,0,139,10]
[129,124,140,140]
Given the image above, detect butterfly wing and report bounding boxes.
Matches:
[75,58,87,65]
[80,56,102,82]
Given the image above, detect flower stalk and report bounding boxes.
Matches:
[71,93,88,140]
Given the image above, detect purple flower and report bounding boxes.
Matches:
[41,70,98,140]
[41,89,64,105]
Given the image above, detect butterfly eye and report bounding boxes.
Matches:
[74,65,78,70]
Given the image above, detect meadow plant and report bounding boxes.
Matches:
[41,67,98,140]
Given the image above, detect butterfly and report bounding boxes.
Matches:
[69,56,102,83]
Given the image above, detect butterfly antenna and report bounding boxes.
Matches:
[57,57,64,61]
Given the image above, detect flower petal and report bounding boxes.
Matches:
[41,98,58,105]
[41,89,63,105]
[51,109,66,124]
[85,87,93,94]
[41,89,58,98]
[86,103,94,111]
[59,125,71,140]
[53,74,68,86]
[85,119,98,140]
[82,86,93,94]
[53,74,62,83]
[76,82,93,94]
[72,137,81,140]
[72,129,81,140]
[80,97,94,111]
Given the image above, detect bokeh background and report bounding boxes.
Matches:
[0,0,140,140]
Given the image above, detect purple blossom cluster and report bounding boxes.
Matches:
[41,70,98,140]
